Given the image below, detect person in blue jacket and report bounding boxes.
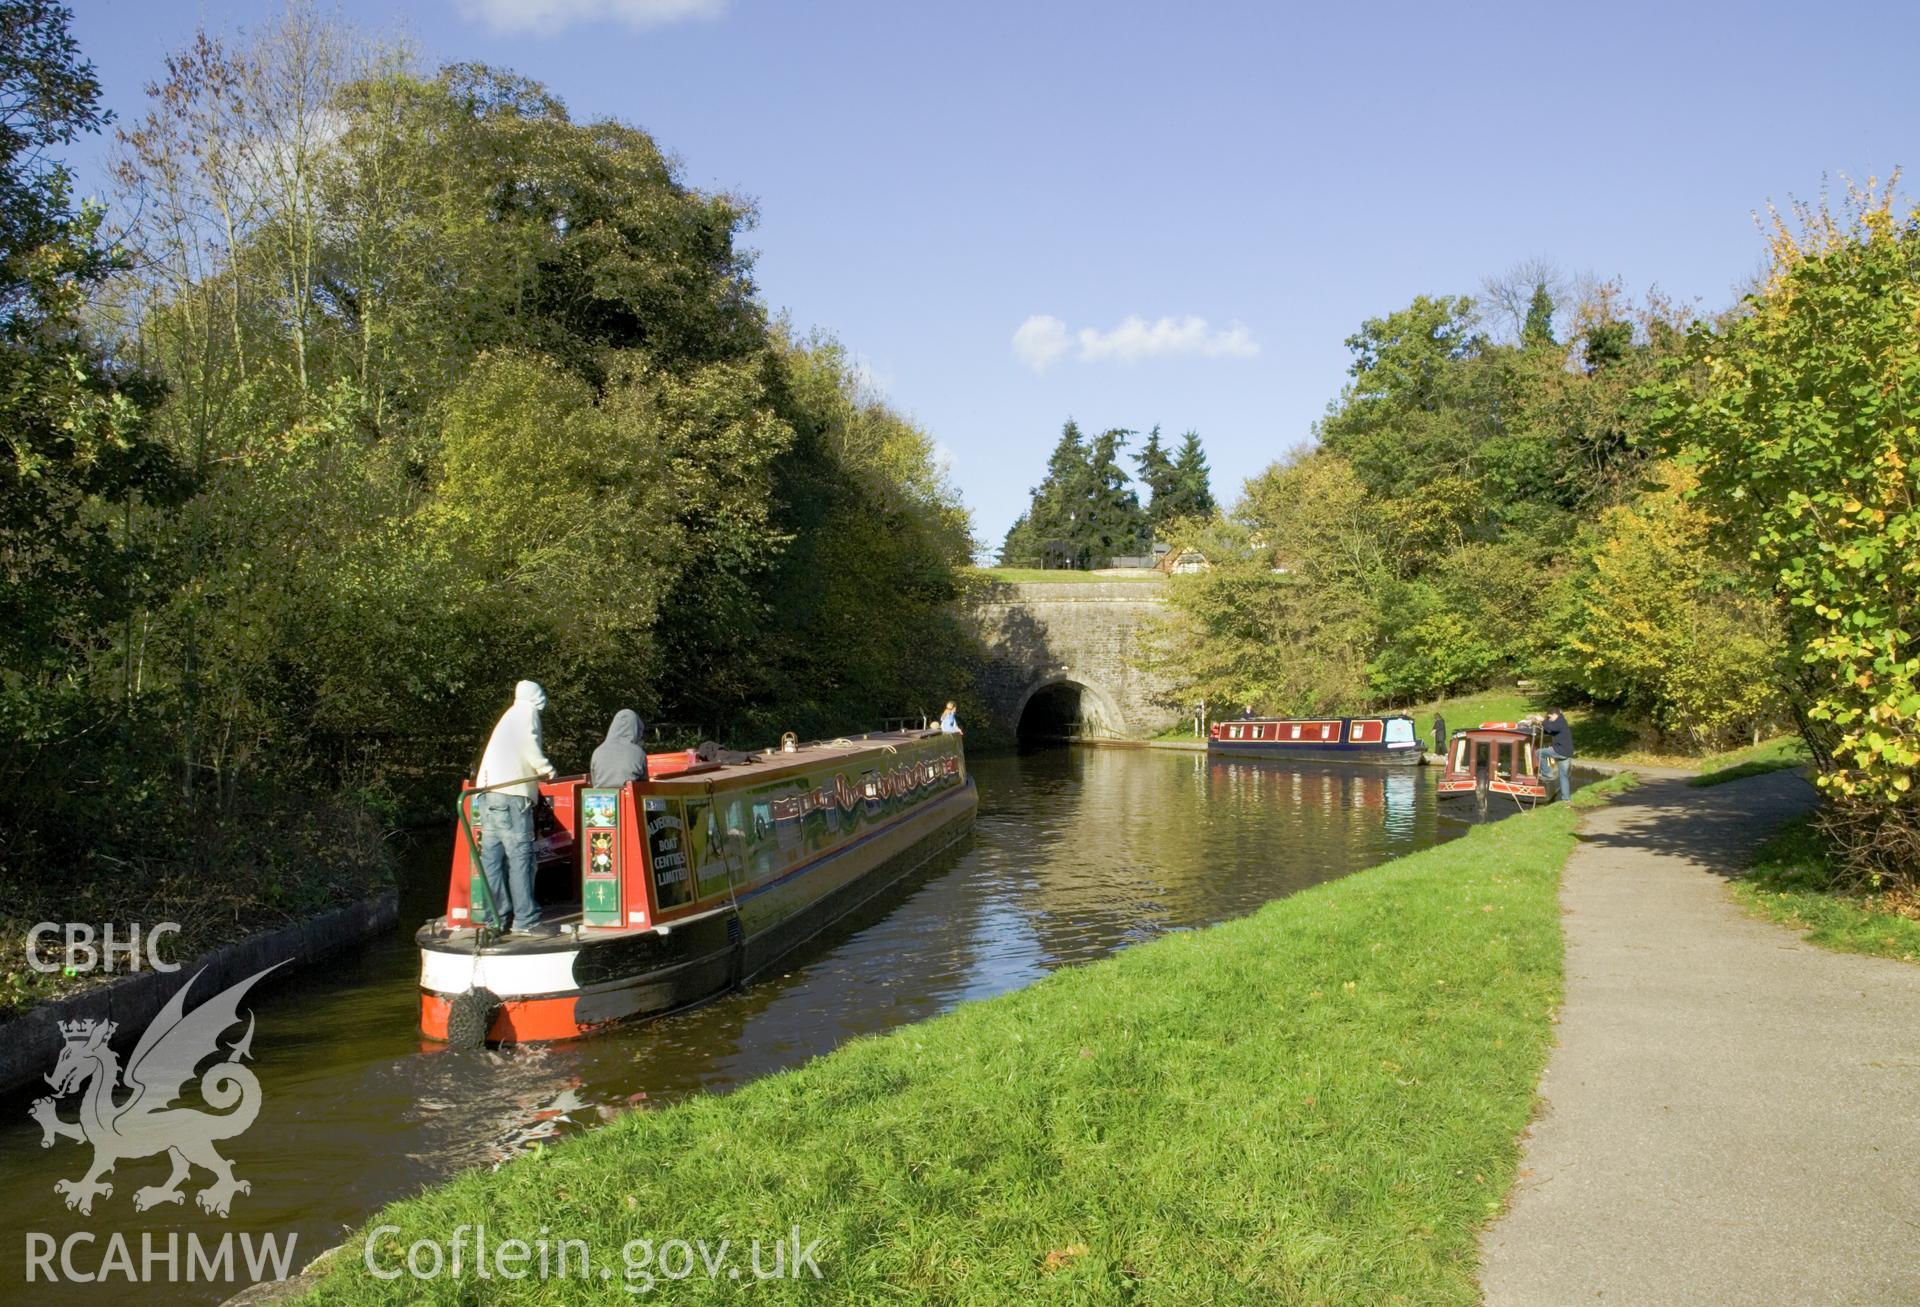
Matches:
[1536,707,1575,801]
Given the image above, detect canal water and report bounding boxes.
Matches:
[1,746,1465,1303]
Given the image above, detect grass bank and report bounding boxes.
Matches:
[304,778,1634,1305]
[1397,685,1807,776]
[1687,736,1812,787]
[1731,817,1920,964]
[0,795,393,1021]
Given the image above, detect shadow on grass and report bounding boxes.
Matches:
[1690,759,1808,788]
[1568,769,1820,879]
[1728,816,1920,964]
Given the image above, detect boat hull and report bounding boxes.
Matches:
[1436,777,1550,804]
[1207,715,1422,766]
[419,777,977,1042]
[1206,741,1422,765]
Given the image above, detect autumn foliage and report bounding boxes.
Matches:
[1655,181,1919,882]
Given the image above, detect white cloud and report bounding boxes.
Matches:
[1011,314,1071,372]
[1076,315,1259,364]
[1013,313,1259,372]
[457,0,728,35]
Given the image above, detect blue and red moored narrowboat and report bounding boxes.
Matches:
[418,728,975,1044]
[1207,715,1422,765]
[1435,723,1552,808]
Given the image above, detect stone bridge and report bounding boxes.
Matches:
[967,580,1182,740]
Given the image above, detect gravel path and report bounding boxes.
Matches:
[1479,771,1920,1306]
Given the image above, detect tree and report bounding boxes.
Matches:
[1545,463,1783,748]
[1132,425,1179,528]
[1521,281,1556,348]
[1149,449,1384,712]
[1652,181,1919,881]
[1161,430,1216,520]
[0,0,182,677]
[1317,294,1488,500]
[1083,426,1150,562]
[1001,419,1088,566]
[1000,420,1146,567]
[1482,256,1571,343]
[0,0,187,882]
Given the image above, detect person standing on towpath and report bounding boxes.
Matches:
[1536,706,1574,802]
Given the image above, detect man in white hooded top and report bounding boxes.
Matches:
[474,680,558,935]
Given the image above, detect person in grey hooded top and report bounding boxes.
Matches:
[475,680,557,935]
[590,709,649,787]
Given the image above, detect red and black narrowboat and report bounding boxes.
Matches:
[418,729,976,1044]
[1435,723,1552,808]
[1207,715,1422,765]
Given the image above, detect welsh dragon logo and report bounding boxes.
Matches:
[30,962,283,1217]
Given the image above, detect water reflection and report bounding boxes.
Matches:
[0,746,1460,1305]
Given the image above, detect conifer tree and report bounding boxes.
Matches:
[1161,429,1216,519]
[1132,425,1180,529]
[999,419,1149,567]
[1521,281,1556,348]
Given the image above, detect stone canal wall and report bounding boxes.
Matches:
[967,579,1181,739]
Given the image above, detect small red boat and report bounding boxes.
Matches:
[417,729,975,1044]
[1436,723,1552,808]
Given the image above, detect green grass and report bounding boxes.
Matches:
[969,567,1164,584]
[1395,686,1633,752]
[302,784,1632,1305]
[1730,817,1920,964]
[1396,687,1638,755]
[1396,687,1536,732]
[1687,736,1812,787]
[1395,685,1812,772]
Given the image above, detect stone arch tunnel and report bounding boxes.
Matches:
[967,580,1180,741]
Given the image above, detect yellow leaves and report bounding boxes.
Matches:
[1042,1244,1088,1273]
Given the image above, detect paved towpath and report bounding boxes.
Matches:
[1480,770,1920,1306]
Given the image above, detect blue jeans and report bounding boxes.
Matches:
[478,792,540,930]
[1540,749,1573,802]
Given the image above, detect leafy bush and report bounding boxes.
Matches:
[1653,182,1919,883]
[1546,463,1785,751]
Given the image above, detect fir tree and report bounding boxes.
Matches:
[1522,281,1556,348]
[999,419,1149,567]
[1161,429,1216,519]
[1132,425,1181,528]
[1086,426,1151,562]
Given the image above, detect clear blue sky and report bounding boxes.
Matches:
[65,0,1920,553]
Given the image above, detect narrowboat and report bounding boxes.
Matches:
[1207,714,1422,765]
[1435,723,1552,808]
[418,728,976,1044]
